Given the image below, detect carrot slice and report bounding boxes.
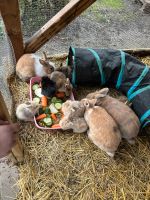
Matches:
[41,96,47,107]
[36,113,47,121]
[51,113,57,121]
[51,124,61,128]
[56,92,65,98]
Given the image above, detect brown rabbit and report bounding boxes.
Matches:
[83,99,121,157]
[16,52,55,82]
[16,101,41,122]
[59,116,88,133]
[50,71,73,96]
[54,63,72,79]
[86,88,140,144]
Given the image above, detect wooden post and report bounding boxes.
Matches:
[0,91,23,164]
[0,0,24,61]
[25,0,96,53]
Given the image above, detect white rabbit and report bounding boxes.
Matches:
[16,101,41,121]
[83,99,121,158]
[86,88,140,144]
[16,52,55,82]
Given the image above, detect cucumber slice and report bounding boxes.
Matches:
[33,97,40,104]
[55,99,63,103]
[35,88,43,98]
[51,97,57,103]
[49,103,58,114]
[32,84,39,91]
[43,117,52,126]
[54,102,62,110]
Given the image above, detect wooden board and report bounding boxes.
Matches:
[25,0,96,53]
[0,91,23,163]
[0,0,24,61]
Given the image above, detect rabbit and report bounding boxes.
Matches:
[54,63,72,79]
[83,99,121,157]
[16,51,55,82]
[86,88,140,144]
[16,101,41,122]
[49,71,73,96]
[41,76,56,97]
[59,116,88,133]
[61,100,85,118]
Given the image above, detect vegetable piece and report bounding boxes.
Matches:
[55,99,62,103]
[39,107,44,115]
[36,113,47,121]
[51,97,57,103]
[54,102,62,110]
[51,124,61,128]
[43,117,52,126]
[33,97,40,104]
[41,96,47,107]
[56,92,65,98]
[51,113,57,121]
[32,84,39,91]
[44,107,50,114]
[35,88,43,98]
[49,103,58,114]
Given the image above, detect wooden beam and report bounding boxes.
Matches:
[122,48,150,57]
[25,0,96,53]
[0,0,24,61]
[0,91,23,164]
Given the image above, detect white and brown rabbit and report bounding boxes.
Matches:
[86,88,140,144]
[16,101,41,122]
[82,99,121,158]
[16,52,55,82]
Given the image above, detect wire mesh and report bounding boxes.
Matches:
[18,0,150,55]
[0,15,16,115]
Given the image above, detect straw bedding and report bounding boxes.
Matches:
[9,55,150,200]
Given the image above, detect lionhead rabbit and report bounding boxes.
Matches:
[50,71,73,96]
[41,77,56,97]
[82,99,121,157]
[86,88,140,144]
[16,52,55,82]
[16,101,41,122]
[59,116,88,133]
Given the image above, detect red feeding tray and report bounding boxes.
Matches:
[30,76,75,130]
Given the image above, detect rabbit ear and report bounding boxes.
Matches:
[39,59,47,66]
[43,51,48,60]
[98,88,109,97]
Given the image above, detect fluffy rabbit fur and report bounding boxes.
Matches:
[61,100,85,118]
[83,99,121,157]
[16,101,41,122]
[41,77,56,97]
[50,71,73,96]
[16,52,55,82]
[86,88,140,144]
[59,116,88,133]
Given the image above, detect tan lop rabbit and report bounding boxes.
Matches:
[16,52,55,82]
[83,99,121,157]
[86,88,140,144]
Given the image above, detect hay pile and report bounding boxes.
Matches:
[9,55,150,200]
